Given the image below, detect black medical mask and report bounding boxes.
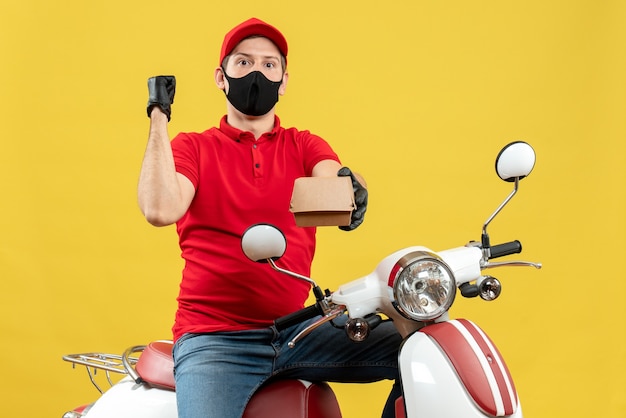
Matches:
[222,70,283,116]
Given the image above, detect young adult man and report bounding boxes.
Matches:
[138,17,401,418]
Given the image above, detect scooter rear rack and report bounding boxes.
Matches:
[63,352,139,393]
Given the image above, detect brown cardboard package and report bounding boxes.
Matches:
[290,177,355,227]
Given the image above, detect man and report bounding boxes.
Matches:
[138,17,401,418]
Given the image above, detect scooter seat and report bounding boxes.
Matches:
[135,341,342,418]
[135,340,176,390]
[244,379,342,418]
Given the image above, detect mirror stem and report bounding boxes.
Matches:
[268,258,318,287]
[481,177,520,257]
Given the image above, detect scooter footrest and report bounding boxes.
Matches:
[395,396,406,418]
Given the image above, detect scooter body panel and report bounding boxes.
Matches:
[399,319,522,418]
[84,377,177,418]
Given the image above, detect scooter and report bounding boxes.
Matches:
[62,141,540,418]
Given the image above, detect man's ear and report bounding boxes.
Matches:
[215,67,226,91]
[279,71,289,96]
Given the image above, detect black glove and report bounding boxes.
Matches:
[338,167,368,231]
[147,76,176,121]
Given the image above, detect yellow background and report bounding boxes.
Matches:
[1,1,625,417]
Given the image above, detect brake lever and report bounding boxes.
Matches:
[287,305,346,348]
[483,260,542,269]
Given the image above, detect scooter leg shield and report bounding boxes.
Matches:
[399,320,522,417]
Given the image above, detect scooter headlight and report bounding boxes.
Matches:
[390,251,456,321]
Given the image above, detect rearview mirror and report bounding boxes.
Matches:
[241,223,287,263]
[495,141,536,182]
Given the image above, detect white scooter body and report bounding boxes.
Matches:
[399,321,522,417]
[81,377,177,418]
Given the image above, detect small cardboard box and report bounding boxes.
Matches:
[290,177,355,227]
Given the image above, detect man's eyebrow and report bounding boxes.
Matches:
[232,51,280,61]
[231,52,251,59]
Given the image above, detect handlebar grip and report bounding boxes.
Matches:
[274,304,322,331]
[490,240,522,259]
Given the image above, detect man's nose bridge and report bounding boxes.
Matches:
[252,61,265,72]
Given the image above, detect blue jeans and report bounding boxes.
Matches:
[172,316,402,418]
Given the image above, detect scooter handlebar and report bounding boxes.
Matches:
[274,304,322,331]
[490,240,522,259]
